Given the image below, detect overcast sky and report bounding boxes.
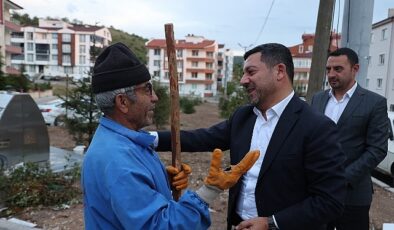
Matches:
[13,0,394,51]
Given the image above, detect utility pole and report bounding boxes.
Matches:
[341,0,374,87]
[238,43,253,53]
[306,0,335,103]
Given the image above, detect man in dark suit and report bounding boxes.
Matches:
[311,47,388,230]
[156,43,347,230]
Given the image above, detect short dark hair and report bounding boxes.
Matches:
[328,47,359,66]
[244,43,294,82]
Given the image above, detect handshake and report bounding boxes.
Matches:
[166,149,260,204]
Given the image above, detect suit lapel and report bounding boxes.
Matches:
[337,85,365,126]
[317,90,330,113]
[257,96,301,180]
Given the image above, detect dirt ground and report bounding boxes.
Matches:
[11,102,394,229]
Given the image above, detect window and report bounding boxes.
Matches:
[27,54,34,62]
[370,33,374,43]
[28,65,35,72]
[206,73,212,80]
[62,44,71,53]
[154,60,160,67]
[298,45,304,53]
[164,72,169,80]
[206,52,213,57]
[379,54,385,65]
[64,66,73,74]
[308,45,313,52]
[63,54,71,64]
[52,54,58,61]
[366,78,369,88]
[27,43,34,51]
[80,45,86,53]
[192,61,198,67]
[79,55,86,64]
[52,44,58,50]
[382,29,387,40]
[192,84,197,89]
[177,49,183,57]
[154,49,161,55]
[153,71,160,77]
[367,56,371,66]
[192,50,199,56]
[377,78,383,89]
[80,34,86,42]
[62,33,71,42]
[177,60,183,69]
[52,33,58,39]
[26,32,33,40]
[205,84,212,90]
[206,63,213,69]
[192,72,198,78]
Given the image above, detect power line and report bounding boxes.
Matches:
[253,0,276,46]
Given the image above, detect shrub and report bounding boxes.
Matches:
[0,162,81,216]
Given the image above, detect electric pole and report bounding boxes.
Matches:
[341,0,374,87]
[306,0,335,103]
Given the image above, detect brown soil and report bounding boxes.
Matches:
[11,102,394,229]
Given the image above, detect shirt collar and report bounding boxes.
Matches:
[329,82,358,99]
[253,91,295,119]
[99,116,155,149]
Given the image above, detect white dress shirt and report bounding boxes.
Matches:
[236,91,294,222]
[325,82,357,124]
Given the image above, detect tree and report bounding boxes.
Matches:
[59,78,100,147]
[218,63,248,118]
[152,82,170,129]
[0,52,5,90]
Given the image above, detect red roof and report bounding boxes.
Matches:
[146,39,215,49]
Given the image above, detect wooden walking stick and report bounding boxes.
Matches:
[164,23,182,201]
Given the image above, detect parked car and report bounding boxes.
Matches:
[376,111,394,183]
[37,99,66,126]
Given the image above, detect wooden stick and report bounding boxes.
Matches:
[164,23,182,201]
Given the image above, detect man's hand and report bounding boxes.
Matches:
[236,217,268,230]
[166,163,192,190]
[205,149,260,190]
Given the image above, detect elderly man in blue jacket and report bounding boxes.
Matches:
[81,42,259,230]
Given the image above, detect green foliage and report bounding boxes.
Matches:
[32,82,52,91]
[109,27,148,63]
[0,75,30,92]
[219,63,249,118]
[0,52,5,89]
[11,12,39,26]
[152,82,170,129]
[0,162,81,214]
[58,78,101,147]
[180,97,202,114]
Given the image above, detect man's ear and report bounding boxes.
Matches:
[114,94,129,114]
[276,63,287,81]
[352,63,360,74]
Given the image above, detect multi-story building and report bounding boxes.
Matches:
[366,9,394,111]
[146,35,233,98]
[0,0,22,75]
[288,33,341,96]
[10,19,112,80]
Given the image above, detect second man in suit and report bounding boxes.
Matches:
[155,43,347,230]
[311,47,388,230]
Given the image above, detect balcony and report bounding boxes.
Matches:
[4,20,21,32]
[5,45,22,54]
[6,66,21,75]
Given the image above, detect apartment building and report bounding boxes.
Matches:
[10,19,112,80]
[366,9,394,111]
[288,33,341,96]
[146,35,233,98]
[0,0,22,75]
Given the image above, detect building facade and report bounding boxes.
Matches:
[288,33,341,97]
[366,9,394,111]
[10,19,112,80]
[0,0,22,75]
[146,35,233,98]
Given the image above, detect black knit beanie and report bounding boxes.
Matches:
[92,42,151,94]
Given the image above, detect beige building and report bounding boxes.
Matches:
[10,19,112,80]
[146,35,233,98]
[0,0,22,75]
